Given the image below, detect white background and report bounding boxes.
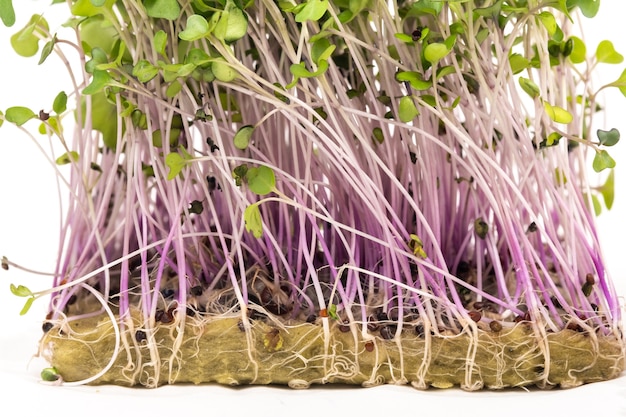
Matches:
[0,1,624,416]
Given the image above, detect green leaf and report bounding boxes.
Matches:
[244,204,263,238]
[396,71,432,91]
[435,65,456,79]
[598,169,615,210]
[311,38,335,65]
[597,128,620,147]
[85,47,109,74]
[607,68,626,97]
[509,53,530,74]
[327,303,339,320]
[0,0,16,27]
[423,42,450,64]
[574,0,600,18]
[20,297,34,316]
[408,234,427,259]
[40,367,60,382]
[143,0,181,20]
[372,127,384,144]
[154,30,167,55]
[211,58,238,82]
[132,60,160,82]
[287,60,329,88]
[53,91,68,114]
[349,0,368,14]
[81,91,119,149]
[55,151,79,165]
[409,0,442,16]
[38,35,57,65]
[179,14,209,41]
[394,33,414,44]
[398,96,419,123]
[10,14,49,57]
[537,11,557,37]
[246,165,276,195]
[82,69,112,94]
[591,193,601,216]
[10,283,33,297]
[473,1,502,19]
[165,152,187,180]
[546,132,562,146]
[295,0,328,23]
[592,150,616,172]
[77,14,119,56]
[166,80,182,98]
[519,77,540,98]
[71,0,115,17]
[567,36,586,64]
[596,40,624,64]
[543,101,573,124]
[421,95,437,107]
[151,127,180,147]
[213,0,248,43]
[234,125,254,150]
[5,106,36,125]
[39,117,62,136]
[185,48,211,67]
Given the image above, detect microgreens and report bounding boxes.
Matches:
[0,0,623,390]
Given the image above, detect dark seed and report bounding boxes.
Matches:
[414,324,425,338]
[39,110,50,121]
[468,310,482,322]
[489,320,502,332]
[190,285,203,296]
[135,330,147,342]
[306,314,317,323]
[586,273,595,285]
[367,315,380,331]
[364,341,374,352]
[376,311,389,322]
[260,287,272,304]
[161,288,175,299]
[566,322,582,332]
[380,325,396,340]
[249,309,266,321]
[591,303,599,313]
[338,324,351,333]
[186,307,196,317]
[411,28,422,41]
[155,310,164,322]
[67,294,77,305]
[42,322,54,333]
[206,137,220,153]
[160,310,173,324]
[550,296,562,309]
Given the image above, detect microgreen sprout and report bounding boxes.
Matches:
[0,0,624,390]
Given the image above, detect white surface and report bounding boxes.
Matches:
[0,2,625,416]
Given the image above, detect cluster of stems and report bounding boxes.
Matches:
[2,0,623,386]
